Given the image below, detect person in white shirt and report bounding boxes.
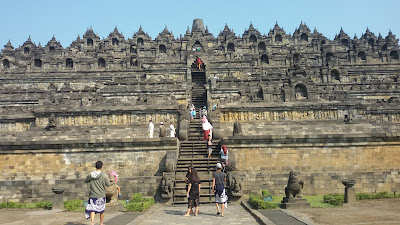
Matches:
[148,120,154,138]
[169,122,176,137]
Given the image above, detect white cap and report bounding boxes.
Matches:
[216,163,222,169]
[160,122,163,125]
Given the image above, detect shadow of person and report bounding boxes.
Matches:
[164,210,185,215]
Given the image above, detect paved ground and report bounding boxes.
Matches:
[295,198,400,225]
[133,203,260,225]
[259,210,306,225]
[0,208,122,225]
[1,199,399,225]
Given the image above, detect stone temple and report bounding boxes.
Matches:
[1,19,400,204]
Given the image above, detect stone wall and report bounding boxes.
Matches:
[222,134,400,196]
[0,138,178,203]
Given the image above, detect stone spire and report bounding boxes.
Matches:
[192,19,205,33]
[386,30,397,42]
[4,40,14,50]
[378,33,384,43]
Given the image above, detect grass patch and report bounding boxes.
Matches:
[125,193,155,212]
[249,194,279,209]
[323,194,344,206]
[248,194,337,209]
[356,192,398,200]
[304,195,336,208]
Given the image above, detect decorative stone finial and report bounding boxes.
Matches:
[192,19,205,33]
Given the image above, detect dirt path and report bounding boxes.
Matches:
[294,198,400,225]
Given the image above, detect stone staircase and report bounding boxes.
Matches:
[172,119,220,204]
[171,67,220,204]
[191,70,207,113]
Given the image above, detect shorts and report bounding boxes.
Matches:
[208,147,212,155]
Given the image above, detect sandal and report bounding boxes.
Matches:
[217,212,221,216]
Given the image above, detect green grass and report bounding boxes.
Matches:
[269,196,284,204]
[250,195,337,209]
[304,195,337,208]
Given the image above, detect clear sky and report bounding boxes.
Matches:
[1,0,399,48]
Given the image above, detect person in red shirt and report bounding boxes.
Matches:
[195,57,203,70]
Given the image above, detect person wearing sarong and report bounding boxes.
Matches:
[183,168,201,216]
[85,161,111,225]
[202,119,213,141]
[212,163,227,217]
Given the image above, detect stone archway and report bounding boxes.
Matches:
[358,51,367,61]
[98,58,106,68]
[275,34,282,43]
[331,69,340,81]
[250,34,257,43]
[258,42,266,51]
[227,43,235,52]
[301,33,308,41]
[159,44,167,54]
[66,58,73,68]
[295,84,308,100]
[260,54,269,65]
[390,51,399,60]
[3,59,10,68]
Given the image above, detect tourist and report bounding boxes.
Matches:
[195,57,203,70]
[207,134,212,158]
[110,171,122,199]
[169,122,176,137]
[184,168,201,216]
[202,118,213,141]
[185,166,193,214]
[159,122,167,137]
[85,161,111,225]
[209,121,213,139]
[220,145,228,172]
[200,106,207,118]
[212,163,227,217]
[190,104,195,120]
[192,106,196,119]
[148,120,154,138]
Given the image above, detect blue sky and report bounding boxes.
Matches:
[1,0,399,48]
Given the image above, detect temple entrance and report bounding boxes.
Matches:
[191,58,207,112]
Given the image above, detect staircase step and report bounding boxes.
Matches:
[177,158,220,161]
